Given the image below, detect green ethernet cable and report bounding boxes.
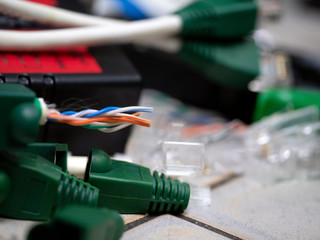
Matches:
[0,83,41,150]
[0,83,190,220]
[253,87,320,121]
[176,0,258,39]
[0,148,99,220]
[28,205,124,240]
[0,84,99,220]
[0,0,258,51]
[86,148,190,214]
[179,38,260,89]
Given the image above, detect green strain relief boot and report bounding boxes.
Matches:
[27,205,124,240]
[0,148,99,221]
[176,0,257,39]
[86,148,190,214]
[0,83,190,220]
[253,87,320,121]
[0,84,99,220]
[0,83,41,151]
[179,38,260,89]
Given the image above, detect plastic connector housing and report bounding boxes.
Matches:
[87,148,190,214]
[0,83,41,150]
[0,146,99,220]
[179,38,260,89]
[162,141,205,177]
[245,106,319,160]
[176,0,257,39]
[28,205,124,240]
[26,142,69,172]
[253,87,320,121]
[0,84,100,220]
[0,170,10,204]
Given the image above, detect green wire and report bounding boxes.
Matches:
[82,125,114,130]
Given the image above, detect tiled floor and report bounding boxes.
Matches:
[1,170,319,240]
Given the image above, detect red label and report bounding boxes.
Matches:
[26,0,58,6]
[0,48,103,74]
[0,1,103,74]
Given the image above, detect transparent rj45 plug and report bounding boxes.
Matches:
[162,141,205,177]
[245,106,319,158]
[245,106,320,179]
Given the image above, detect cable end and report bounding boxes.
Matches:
[175,0,258,39]
[148,171,190,214]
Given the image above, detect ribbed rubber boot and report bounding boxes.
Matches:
[55,174,99,208]
[148,171,190,214]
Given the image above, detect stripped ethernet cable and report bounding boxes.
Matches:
[0,83,190,221]
[0,0,258,51]
[39,99,153,133]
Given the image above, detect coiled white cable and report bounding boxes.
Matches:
[0,0,182,51]
[0,15,182,50]
[0,0,124,27]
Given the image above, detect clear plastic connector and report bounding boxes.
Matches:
[245,106,320,179]
[249,50,292,92]
[189,186,212,207]
[245,106,319,149]
[245,106,318,158]
[162,141,205,177]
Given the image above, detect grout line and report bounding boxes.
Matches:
[202,172,243,190]
[124,214,162,231]
[176,214,247,240]
[123,173,243,234]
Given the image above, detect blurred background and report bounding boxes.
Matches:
[1,0,320,239]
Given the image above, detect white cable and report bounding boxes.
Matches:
[0,0,124,27]
[99,106,154,116]
[71,106,153,117]
[92,0,123,18]
[0,0,182,51]
[67,155,88,179]
[73,109,97,117]
[37,98,48,125]
[0,15,182,51]
[135,37,182,53]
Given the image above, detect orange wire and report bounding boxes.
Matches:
[48,112,151,127]
[63,115,150,124]
[65,117,150,127]
[47,112,148,123]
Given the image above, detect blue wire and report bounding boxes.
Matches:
[61,107,120,117]
[85,107,120,117]
[120,0,148,20]
[61,111,77,115]
[60,107,153,118]
[85,107,154,118]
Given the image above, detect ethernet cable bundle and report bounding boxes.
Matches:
[43,102,153,133]
[0,0,257,50]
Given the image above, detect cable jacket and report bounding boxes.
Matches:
[0,0,124,27]
[0,15,182,51]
